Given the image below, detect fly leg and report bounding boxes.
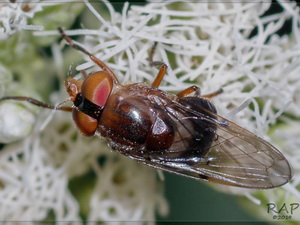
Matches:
[177,86,223,98]
[201,89,223,98]
[151,64,168,88]
[177,85,200,98]
[148,42,168,88]
[0,96,73,112]
[58,27,120,85]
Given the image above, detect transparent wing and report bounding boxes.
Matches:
[135,97,292,189]
[193,120,291,188]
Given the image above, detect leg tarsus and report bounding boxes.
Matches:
[148,42,165,67]
[148,42,157,64]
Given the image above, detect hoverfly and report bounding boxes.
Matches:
[0,28,292,189]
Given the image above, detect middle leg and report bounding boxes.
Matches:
[148,42,169,88]
[151,64,168,88]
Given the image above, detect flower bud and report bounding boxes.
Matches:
[0,102,35,143]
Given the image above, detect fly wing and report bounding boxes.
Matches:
[195,120,291,188]
[135,98,292,189]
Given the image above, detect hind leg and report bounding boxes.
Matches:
[177,85,199,98]
[177,86,223,98]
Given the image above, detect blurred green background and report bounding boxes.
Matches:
[158,173,268,223]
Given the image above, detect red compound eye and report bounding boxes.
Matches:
[72,109,98,136]
[72,71,113,136]
[81,71,113,107]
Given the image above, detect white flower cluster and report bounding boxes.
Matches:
[1,0,300,223]
[0,0,43,40]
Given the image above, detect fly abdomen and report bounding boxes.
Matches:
[177,96,218,158]
[179,96,217,116]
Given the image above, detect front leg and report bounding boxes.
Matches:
[58,27,120,85]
